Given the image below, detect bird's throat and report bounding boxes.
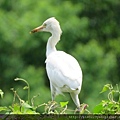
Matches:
[46,33,60,57]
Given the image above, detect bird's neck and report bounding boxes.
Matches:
[46,32,61,57]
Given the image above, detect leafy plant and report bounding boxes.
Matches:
[93,84,120,114]
[1,78,119,114]
[0,78,88,114]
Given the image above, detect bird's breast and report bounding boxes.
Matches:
[45,51,82,91]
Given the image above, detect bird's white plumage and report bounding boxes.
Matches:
[31,17,82,109]
[45,51,82,91]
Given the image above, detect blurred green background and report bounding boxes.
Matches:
[0,0,120,112]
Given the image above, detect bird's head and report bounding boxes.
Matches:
[30,17,62,35]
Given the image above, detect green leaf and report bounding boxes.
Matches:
[111,90,115,95]
[12,104,21,111]
[21,102,32,109]
[93,104,103,113]
[0,89,4,98]
[100,84,111,93]
[0,106,8,112]
[60,101,69,107]
[23,86,29,90]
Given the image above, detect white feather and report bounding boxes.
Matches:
[45,51,82,92]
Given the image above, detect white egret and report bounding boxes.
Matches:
[30,17,82,111]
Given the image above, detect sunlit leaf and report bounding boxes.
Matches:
[23,86,29,90]
[12,104,21,111]
[0,89,4,98]
[60,101,69,107]
[100,84,111,93]
[0,107,8,112]
[22,102,32,109]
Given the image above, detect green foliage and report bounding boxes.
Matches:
[0,0,120,113]
[0,81,119,114]
[93,84,120,114]
[0,78,89,114]
[60,101,69,108]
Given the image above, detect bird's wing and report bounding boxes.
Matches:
[45,51,82,90]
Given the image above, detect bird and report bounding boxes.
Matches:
[30,17,82,111]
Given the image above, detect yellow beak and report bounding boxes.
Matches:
[30,25,45,33]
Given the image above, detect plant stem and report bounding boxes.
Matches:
[14,78,30,104]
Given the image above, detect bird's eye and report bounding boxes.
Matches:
[43,23,47,27]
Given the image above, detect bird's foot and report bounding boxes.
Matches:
[74,107,81,114]
[75,103,88,114]
[47,101,57,113]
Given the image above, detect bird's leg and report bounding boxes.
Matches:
[50,82,56,112]
[50,82,56,101]
[70,92,81,112]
